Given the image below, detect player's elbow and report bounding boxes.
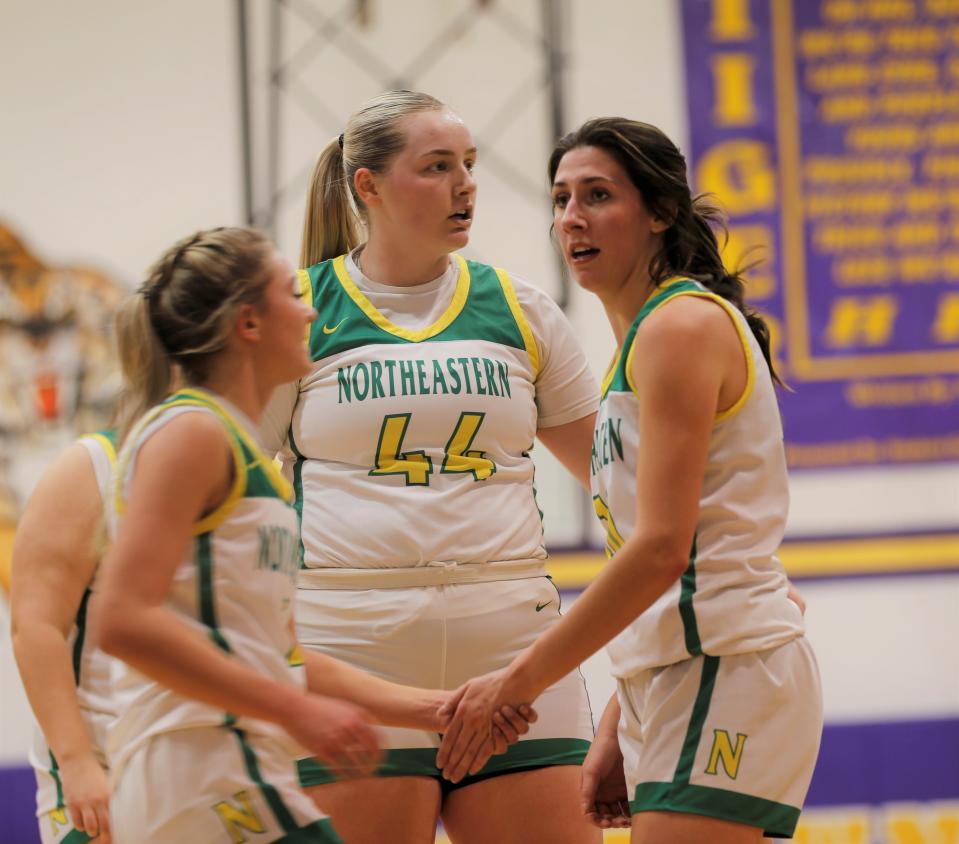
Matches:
[638,534,691,583]
[96,599,136,659]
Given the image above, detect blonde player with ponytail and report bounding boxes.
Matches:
[261,91,600,844]
[93,227,529,844]
[10,293,176,844]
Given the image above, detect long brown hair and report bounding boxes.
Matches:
[549,118,780,383]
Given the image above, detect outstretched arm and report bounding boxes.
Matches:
[437,297,734,781]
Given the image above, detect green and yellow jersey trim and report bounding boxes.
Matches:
[633,288,756,422]
[176,389,292,503]
[599,353,618,398]
[82,431,118,469]
[494,267,541,379]
[623,277,694,396]
[296,268,314,344]
[612,278,756,423]
[114,389,291,536]
[331,253,471,342]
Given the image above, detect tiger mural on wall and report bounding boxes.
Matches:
[0,222,123,588]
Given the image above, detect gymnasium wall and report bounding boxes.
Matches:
[1,2,957,843]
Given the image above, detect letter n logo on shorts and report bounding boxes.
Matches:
[705,729,748,780]
[47,808,69,835]
[213,790,266,843]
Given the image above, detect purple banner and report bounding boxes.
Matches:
[680,0,959,468]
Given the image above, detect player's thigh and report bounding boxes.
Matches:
[304,777,441,844]
[441,765,600,844]
[630,811,764,844]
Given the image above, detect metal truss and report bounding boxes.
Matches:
[235,0,571,306]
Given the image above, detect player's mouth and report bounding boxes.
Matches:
[449,207,473,226]
[569,244,600,264]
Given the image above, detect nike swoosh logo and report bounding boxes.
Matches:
[322,318,347,334]
[535,601,552,612]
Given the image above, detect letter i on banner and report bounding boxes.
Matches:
[710,0,758,126]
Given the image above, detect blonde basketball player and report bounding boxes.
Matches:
[95,228,527,844]
[437,119,824,843]
[10,293,177,844]
[260,91,599,844]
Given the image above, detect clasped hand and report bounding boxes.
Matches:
[435,667,539,783]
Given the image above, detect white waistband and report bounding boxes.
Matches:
[297,558,549,589]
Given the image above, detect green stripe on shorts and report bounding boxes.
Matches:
[232,728,299,834]
[298,748,440,786]
[60,829,93,844]
[298,738,590,789]
[674,654,719,784]
[630,781,800,838]
[631,655,800,837]
[60,830,93,844]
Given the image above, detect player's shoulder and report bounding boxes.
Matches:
[641,288,734,343]
[495,268,562,314]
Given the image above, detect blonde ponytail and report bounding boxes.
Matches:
[299,90,446,269]
[111,292,173,445]
[300,137,361,268]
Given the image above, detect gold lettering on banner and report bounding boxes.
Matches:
[792,809,871,844]
[834,257,895,288]
[825,296,899,347]
[712,54,759,125]
[710,0,754,40]
[932,293,959,343]
[884,803,959,844]
[696,140,776,214]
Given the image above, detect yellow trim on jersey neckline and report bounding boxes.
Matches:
[84,433,117,468]
[599,353,618,397]
[331,253,471,342]
[493,267,540,379]
[624,285,756,422]
[296,268,313,345]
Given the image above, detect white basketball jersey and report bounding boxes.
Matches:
[108,389,305,777]
[266,253,595,569]
[591,279,804,677]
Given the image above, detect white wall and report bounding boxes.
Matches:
[1,0,956,766]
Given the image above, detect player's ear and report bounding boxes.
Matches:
[354,168,380,208]
[236,304,260,341]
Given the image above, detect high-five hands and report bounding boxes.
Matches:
[435,667,538,782]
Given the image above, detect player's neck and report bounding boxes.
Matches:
[199,359,267,427]
[358,239,449,288]
[602,274,657,347]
